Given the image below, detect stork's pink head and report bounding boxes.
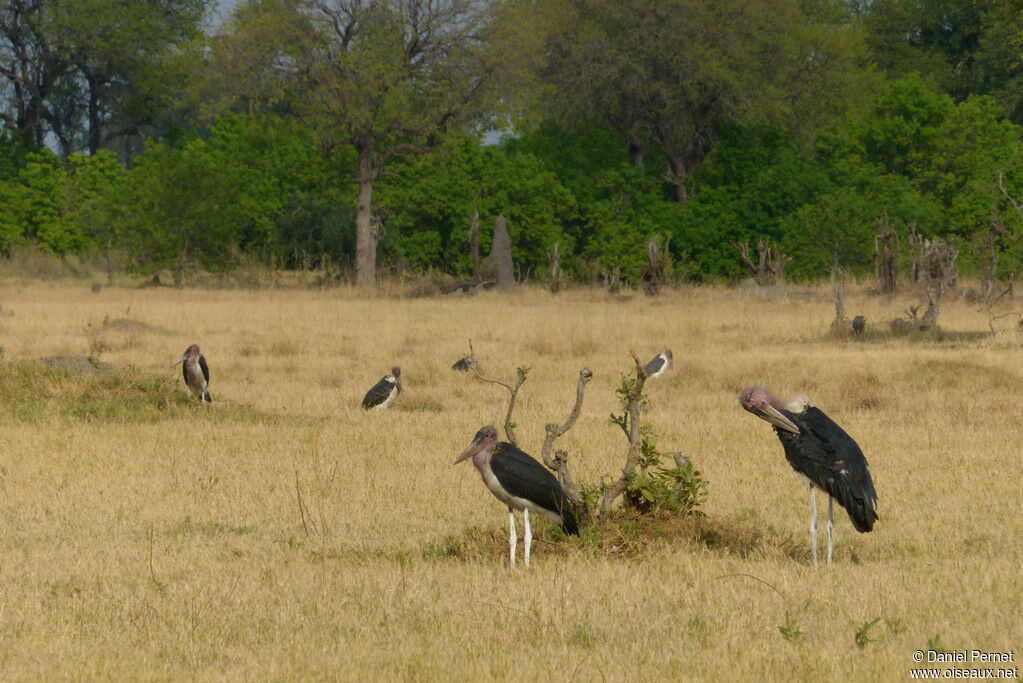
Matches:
[740,385,800,434]
[454,425,499,465]
[173,344,201,366]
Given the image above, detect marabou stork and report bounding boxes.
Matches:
[740,386,878,567]
[362,366,401,409]
[852,316,867,335]
[644,350,673,379]
[173,344,211,403]
[455,425,579,567]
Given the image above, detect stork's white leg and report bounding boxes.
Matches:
[523,508,532,569]
[508,507,517,568]
[827,497,834,568]
[810,484,818,569]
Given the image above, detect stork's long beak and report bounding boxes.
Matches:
[756,403,800,434]
[171,355,186,367]
[454,435,484,464]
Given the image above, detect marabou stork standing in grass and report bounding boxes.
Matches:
[740,386,878,568]
[455,425,579,567]
[362,366,401,409]
[173,344,211,403]
[644,350,673,379]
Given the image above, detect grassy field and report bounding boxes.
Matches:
[0,278,1019,680]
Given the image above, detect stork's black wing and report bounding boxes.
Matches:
[198,355,210,384]
[777,407,879,532]
[490,443,579,534]
[361,377,395,408]
[644,355,664,376]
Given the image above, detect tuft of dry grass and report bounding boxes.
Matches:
[0,280,1018,679]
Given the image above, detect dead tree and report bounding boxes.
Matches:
[541,368,593,525]
[600,263,621,293]
[599,352,648,518]
[829,270,849,337]
[891,246,948,333]
[485,215,515,291]
[920,237,958,291]
[978,275,1017,334]
[907,222,921,282]
[546,241,565,293]
[469,210,481,281]
[873,211,898,294]
[737,239,791,285]
[641,234,672,296]
[467,340,528,446]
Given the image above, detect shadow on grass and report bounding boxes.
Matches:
[827,326,991,345]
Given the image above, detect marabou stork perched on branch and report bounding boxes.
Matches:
[740,386,878,567]
[644,350,673,379]
[173,344,211,403]
[455,425,579,567]
[362,366,401,410]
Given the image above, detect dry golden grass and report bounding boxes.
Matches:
[0,279,1020,680]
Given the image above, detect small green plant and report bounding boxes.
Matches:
[618,422,705,515]
[886,617,907,634]
[779,611,805,642]
[927,633,950,654]
[854,617,881,649]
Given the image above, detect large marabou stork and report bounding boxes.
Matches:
[173,344,211,404]
[740,386,878,568]
[644,350,673,379]
[362,366,401,409]
[455,425,579,567]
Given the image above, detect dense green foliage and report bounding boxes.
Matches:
[0,1,1021,283]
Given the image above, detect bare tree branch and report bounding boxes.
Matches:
[467,339,528,446]
[540,367,592,522]
[599,351,648,518]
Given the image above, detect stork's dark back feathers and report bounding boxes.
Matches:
[362,375,398,409]
[489,443,579,535]
[776,406,878,532]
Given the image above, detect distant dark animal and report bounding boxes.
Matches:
[173,344,211,403]
[740,386,878,567]
[852,316,866,335]
[362,366,401,410]
[451,356,474,372]
[455,425,579,567]
[644,349,673,379]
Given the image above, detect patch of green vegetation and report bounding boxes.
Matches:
[0,360,189,423]
[886,618,907,635]
[779,611,805,642]
[169,517,257,539]
[0,360,277,424]
[854,617,881,649]
[927,633,951,654]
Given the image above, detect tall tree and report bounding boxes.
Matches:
[201,0,502,288]
[541,0,874,207]
[859,0,1023,121]
[53,0,207,155]
[0,0,207,158]
[0,0,71,151]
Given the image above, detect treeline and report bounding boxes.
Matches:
[1,1,1021,285]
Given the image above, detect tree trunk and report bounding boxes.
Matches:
[628,137,645,167]
[87,71,101,156]
[354,141,377,289]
